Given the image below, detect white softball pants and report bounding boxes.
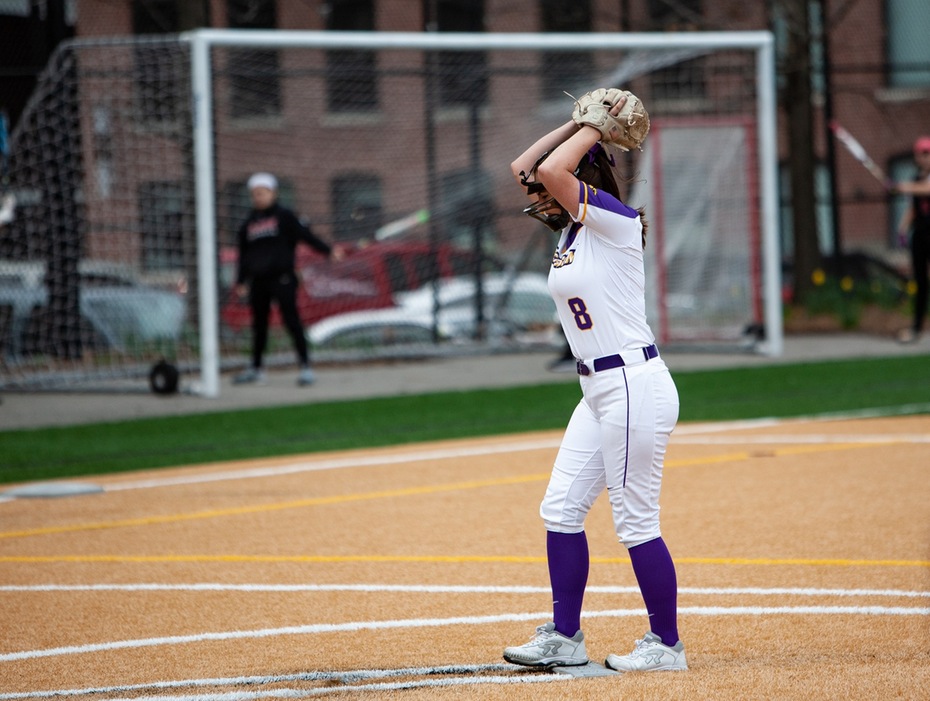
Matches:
[540,358,679,547]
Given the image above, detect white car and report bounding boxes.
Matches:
[308,306,443,350]
[0,260,186,357]
[309,272,558,349]
[396,272,557,335]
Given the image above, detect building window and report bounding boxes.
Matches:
[139,180,186,271]
[886,0,930,88]
[132,0,181,125]
[540,0,593,100]
[227,0,281,119]
[331,174,383,242]
[646,0,706,102]
[432,0,487,107]
[325,0,377,112]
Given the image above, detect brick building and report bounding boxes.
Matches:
[4,0,930,275]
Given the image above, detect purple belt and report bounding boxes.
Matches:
[576,344,659,376]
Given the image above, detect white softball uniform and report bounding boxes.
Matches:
[541,182,679,547]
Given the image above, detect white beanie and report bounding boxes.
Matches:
[247,172,278,191]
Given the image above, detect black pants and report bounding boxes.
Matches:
[249,271,309,368]
[911,229,929,333]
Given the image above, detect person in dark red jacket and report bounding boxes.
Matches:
[234,172,337,386]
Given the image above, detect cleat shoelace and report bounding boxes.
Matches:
[519,625,559,648]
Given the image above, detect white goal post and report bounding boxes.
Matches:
[1,29,780,396]
[186,29,781,397]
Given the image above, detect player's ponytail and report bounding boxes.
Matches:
[575,144,622,200]
[637,206,648,249]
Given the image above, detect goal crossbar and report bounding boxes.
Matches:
[179,29,780,397]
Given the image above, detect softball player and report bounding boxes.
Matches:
[502,97,686,673]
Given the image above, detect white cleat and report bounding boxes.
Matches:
[503,622,589,667]
[605,631,688,672]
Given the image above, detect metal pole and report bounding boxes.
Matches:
[757,33,784,356]
[187,30,220,397]
[423,0,442,344]
[470,94,485,341]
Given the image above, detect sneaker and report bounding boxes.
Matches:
[503,622,588,667]
[605,632,687,672]
[297,367,316,386]
[233,367,266,385]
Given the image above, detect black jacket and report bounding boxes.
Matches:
[913,177,930,236]
[236,203,332,284]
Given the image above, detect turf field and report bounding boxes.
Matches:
[1,354,929,484]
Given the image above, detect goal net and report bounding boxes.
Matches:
[0,30,779,395]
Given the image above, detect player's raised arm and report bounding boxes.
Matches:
[510,120,579,189]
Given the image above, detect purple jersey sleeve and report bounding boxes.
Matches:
[575,182,642,248]
[577,181,639,220]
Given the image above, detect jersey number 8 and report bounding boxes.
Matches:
[567,297,593,330]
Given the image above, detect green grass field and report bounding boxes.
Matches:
[1,354,928,485]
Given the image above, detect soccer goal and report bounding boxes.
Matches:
[1,30,779,396]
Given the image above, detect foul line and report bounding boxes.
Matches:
[11,413,925,499]
[0,473,549,541]
[3,583,928,598]
[1,553,927,567]
[0,440,906,542]
[2,606,928,664]
[674,433,930,444]
[103,440,565,492]
[0,665,566,700]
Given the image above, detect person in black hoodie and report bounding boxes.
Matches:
[233,172,337,386]
[892,136,930,344]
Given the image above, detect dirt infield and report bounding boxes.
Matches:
[1,414,928,699]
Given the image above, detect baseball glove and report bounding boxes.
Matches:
[571,88,650,151]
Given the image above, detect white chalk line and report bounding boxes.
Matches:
[2,583,928,599]
[94,414,929,493]
[101,440,563,492]
[98,675,568,701]
[2,605,928,664]
[0,664,552,700]
[2,413,924,501]
[0,665,564,700]
[674,434,930,444]
[4,580,928,698]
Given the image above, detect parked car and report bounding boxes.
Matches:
[219,240,500,332]
[396,271,557,336]
[308,272,558,350]
[0,260,186,358]
[307,307,443,351]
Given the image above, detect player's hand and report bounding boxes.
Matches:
[235,284,248,300]
[608,94,628,116]
[331,244,347,262]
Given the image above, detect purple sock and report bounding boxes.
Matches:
[628,537,679,646]
[547,530,589,637]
